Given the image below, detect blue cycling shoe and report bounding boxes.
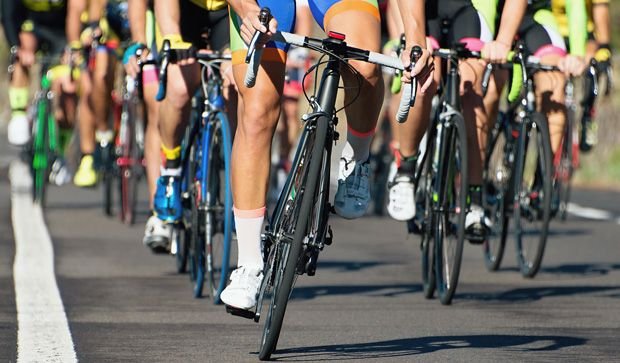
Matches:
[154,175,183,223]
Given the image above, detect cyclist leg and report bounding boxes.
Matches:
[520,12,567,155]
[221,0,294,310]
[310,0,384,219]
[8,28,37,146]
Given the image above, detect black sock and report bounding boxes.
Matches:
[397,153,418,174]
[469,185,482,206]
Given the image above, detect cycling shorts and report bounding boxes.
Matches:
[518,9,566,58]
[230,0,380,65]
[426,0,494,51]
[180,1,230,51]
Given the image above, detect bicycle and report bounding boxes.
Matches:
[483,46,554,277]
[114,49,154,225]
[157,42,234,301]
[229,9,410,360]
[11,47,64,206]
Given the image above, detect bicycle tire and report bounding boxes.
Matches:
[418,146,436,298]
[205,113,233,304]
[434,112,467,305]
[258,115,329,361]
[32,96,52,206]
[188,133,206,298]
[513,112,552,278]
[556,112,574,221]
[119,97,142,225]
[483,114,510,271]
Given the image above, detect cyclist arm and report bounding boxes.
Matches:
[226,0,278,45]
[67,0,88,48]
[592,1,611,46]
[566,0,587,57]
[396,0,433,91]
[483,0,527,63]
[154,0,181,36]
[128,0,149,45]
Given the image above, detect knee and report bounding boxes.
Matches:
[165,80,192,110]
[238,99,279,141]
[349,61,382,88]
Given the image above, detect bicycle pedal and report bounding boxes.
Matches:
[225,305,256,320]
[324,226,333,245]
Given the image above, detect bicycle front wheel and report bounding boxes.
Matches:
[434,113,467,305]
[205,113,233,304]
[483,114,511,271]
[417,146,435,298]
[258,115,329,361]
[513,112,552,278]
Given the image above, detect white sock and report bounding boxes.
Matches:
[234,207,265,270]
[345,126,375,162]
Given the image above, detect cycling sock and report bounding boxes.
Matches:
[344,125,375,162]
[233,206,265,270]
[469,185,482,207]
[9,87,28,116]
[95,129,114,143]
[58,128,73,155]
[161,144,181,170]
[397,153,418,174]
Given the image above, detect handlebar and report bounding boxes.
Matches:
[245,8,416,122]
[156,39,232,101]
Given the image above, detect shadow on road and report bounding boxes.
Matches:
[456,285,620,302]
[500,263,620,277]
[273,334,587,361]
[316,261,384,272]
[291,284,422,300]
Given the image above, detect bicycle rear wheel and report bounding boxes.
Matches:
[555,113,574,221]
[483,114,511,271]
[118,97,143,225]
[434,113,467,305]
[258,115,328,361]
[188,134,206,298]
[205,114,233,304]
[513,112,552,278]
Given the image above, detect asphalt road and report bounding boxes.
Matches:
[2,142,620,362]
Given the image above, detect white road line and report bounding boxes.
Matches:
[9,161,77,363]
[566,202,614,221]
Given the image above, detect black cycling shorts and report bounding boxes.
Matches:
[180,1,230,51]
[426,0,493,51]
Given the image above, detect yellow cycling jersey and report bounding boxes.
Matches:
[22,0,66,12]
[552,0,610,37]
[188,0,228,11]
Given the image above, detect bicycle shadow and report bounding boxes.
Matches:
[316,260,385,272]
[499,263,620,277]
[271,334,587,361]
[456,284,620,303]
[291,283,422,301]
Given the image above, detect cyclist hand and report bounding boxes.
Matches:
[559,55,586,77]
[482,40,511,64]
[80,21,104,47]
[401,44,434,94]
[594,46,611,64]
[239,4,278,47]
[162,34,195,65]
[123,43,148,78]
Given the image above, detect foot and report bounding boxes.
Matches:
[8,114,30,146]
[154,175,183,223]
[49,158,72,186]
[580,118,597,152]
[143,215,172,253]
[74,155,98,187]
[334,158,370,219]
[220,266,263,310]
[465,204,492,244]
[387,172,416,221]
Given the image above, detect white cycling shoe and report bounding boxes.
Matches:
[465,204,493,243]
[387,173,416,221]
[220,266,263,310]
[143,215,172,253]
[8,114,30,146]
[334,158,371,219]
